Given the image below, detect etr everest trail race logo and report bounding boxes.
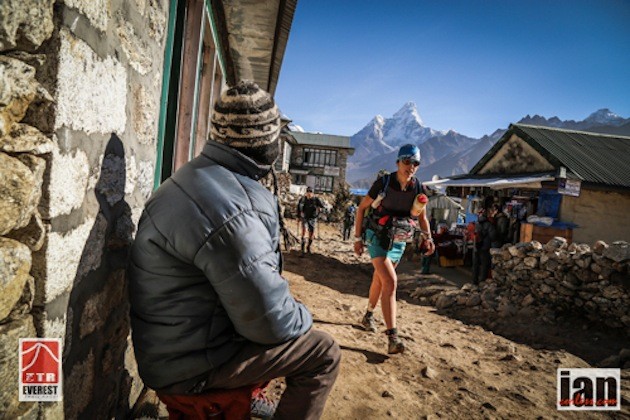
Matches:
[19,339,62,402]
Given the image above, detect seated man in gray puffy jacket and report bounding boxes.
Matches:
[128,81,340,419]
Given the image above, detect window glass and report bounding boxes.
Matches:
[303,148,337,168]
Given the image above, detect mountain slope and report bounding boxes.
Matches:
[417,136,497,181]
[347,107,629,187]
[348,130,478,186]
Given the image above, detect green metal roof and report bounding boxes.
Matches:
[289,131,354,150]
[471,124,630,188]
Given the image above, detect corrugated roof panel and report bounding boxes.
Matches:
[514,124,630,188]
[289,131,353,149]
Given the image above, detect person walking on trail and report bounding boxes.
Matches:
[297,187,325,255]
[342,202,356,241]
[128,81,340,420]
[472,205,499,284]
[421,222,449,274]
[493,203,510,246]
[353,144,435,354]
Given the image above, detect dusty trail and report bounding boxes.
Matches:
[281,224,629,419]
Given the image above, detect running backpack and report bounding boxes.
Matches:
[361,174,422,249]
[360,173,391,240]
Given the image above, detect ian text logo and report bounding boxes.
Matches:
[557,368,620,410]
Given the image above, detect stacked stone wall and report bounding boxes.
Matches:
[0,1,56,417]
[1,0,167,418]
[423,238,630,336]
[489,238,630,329]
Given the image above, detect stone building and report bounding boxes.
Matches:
[429,124,630,245]
[287,131,354,193]
[0,0,297,418]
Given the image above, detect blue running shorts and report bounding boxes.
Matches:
[365,228,406,264]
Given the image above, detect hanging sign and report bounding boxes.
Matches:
[558,179,581,197]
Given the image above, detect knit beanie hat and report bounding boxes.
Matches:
[210,81,281,165]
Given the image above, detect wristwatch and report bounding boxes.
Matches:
[354,235,362,243]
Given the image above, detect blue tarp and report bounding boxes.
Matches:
[350,188,368,196]
[537,189,562,219]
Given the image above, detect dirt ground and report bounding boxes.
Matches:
[280,223,630,419]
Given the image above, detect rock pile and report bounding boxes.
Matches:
[413,238,630,330]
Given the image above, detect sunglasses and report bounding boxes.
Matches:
[400,158,420,167]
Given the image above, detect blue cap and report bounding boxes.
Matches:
[397,144,421,163]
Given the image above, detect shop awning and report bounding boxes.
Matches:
[424,173,556,190]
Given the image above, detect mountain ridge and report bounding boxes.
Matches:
[347,106,630,187]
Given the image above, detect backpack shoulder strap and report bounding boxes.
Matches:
[381,173,391,196]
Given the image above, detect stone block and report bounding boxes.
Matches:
[42,317,67,354]
[603,241,630,263]
[602,286,623,300]
[55,28,127,135]
[80,270,127,339]
[148,0,167,41]
[465,294,481,307]
[523,257,538,269]
[592,240,608,255]
[6,211,46,252]
[124,335,144,411]
[64,351,95,419]
[44,216,96,303]
[0,316,36,417]
[5,275,35,321]
[0,0,54,51]
[521,294,535,307]
[63,0,111,32]
[15,154,46,192]
[544,237,567,252]
[137,160,155,201]
[0,57,37,136]
[117,17,152,75]
[46,146,89,219]
[0,152,41,235]
[132,85,158,146]
[0,238,32,321]
[0,123,54,155]
[435,294,456,310]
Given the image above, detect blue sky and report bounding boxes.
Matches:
[275,0,630,138]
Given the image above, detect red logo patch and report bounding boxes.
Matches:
[19,338,62,401]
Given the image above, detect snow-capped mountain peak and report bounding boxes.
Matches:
[372,114,385,127]
[350,101,468,168]
[392,101,424,126]
[584,108,624,126]
[288,123,304,132]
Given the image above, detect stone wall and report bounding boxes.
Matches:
[420,238,630,336]
[488,238,630,329]
[0,0,167,418]
[1,1,56,417]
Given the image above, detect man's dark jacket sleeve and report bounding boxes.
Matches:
[194,209,311,344]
